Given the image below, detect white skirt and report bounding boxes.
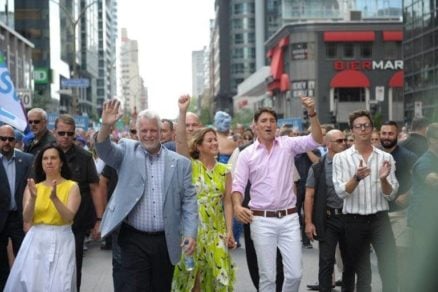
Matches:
[4,224,77,292]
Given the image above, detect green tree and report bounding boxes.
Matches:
[232,108,254,127]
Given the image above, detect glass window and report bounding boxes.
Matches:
[360,43,372,58]
[335,88,365,102]
[343,43,354,58]
[326,43,337,59]
[232,19,242,29]
[234,34,243,44]
[234,3,243,14]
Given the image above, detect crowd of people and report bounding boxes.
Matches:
[0,96,437,292]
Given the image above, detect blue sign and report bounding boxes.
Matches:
[47,113,89,131]
[61,78,90,88]
[278,118,303,132]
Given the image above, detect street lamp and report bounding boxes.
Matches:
[52,0,98,115]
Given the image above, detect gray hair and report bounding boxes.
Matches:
[27,108,48,120]
[136,109,162,129]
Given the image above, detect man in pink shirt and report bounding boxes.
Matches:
[232,96,323,292]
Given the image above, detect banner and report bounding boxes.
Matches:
[0,53,27,131]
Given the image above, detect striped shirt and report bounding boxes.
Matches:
[127,147,165,232]
[332,145,399,215]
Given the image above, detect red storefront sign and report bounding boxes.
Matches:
[334,60,403,71]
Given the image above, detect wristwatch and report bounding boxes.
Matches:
[354,174,362,182]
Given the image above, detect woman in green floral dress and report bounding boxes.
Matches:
[172,95,236,292]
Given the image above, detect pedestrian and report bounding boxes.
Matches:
[0,125,34,290]
[380,120,417,292]
[4,144,81,291]
[172,95,235,291]
[232,96,323,292]
[332,110,399,292]
[24,108,56,155]
[54,114,104,291]
[95,99,198,291]
[400,117,429,157]
[407,123,438,291]
[304,129,368,292]
[161,119,176,151]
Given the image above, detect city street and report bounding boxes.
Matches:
[82,238,381,292]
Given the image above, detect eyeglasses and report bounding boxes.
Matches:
[57,131,75,137]
[0,136,15,142]
[353,123,372,130]
[130,129,137,134]
[28,120,41,125]
[331,138,347,144]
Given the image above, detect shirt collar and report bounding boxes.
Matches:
[0,149,16,161]
[143,144,163,159]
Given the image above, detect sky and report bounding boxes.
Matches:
[118,0,215,119]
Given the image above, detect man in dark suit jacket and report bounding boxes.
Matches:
[0,125,33,290]
[23,108,56,155]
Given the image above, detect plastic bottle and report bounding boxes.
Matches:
[183,239,194,271]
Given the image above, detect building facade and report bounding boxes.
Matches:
[119,28,146,115]
[0,19,34,109]
[403,0,438,122]
[236,21,404,129]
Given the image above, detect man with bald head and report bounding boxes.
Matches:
[0,125,33,290]
[24,108,56,155]
[185,112,201,138]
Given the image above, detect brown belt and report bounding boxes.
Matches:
[252,208,297,218]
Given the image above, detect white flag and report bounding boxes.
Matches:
[0,53,27,131]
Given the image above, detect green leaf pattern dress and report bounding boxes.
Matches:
[172,160,235,291]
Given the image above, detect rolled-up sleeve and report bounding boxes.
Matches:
[332,153,350,199]
[231,149,250,199]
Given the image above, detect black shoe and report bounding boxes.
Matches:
[306,283,336,290]
[303,243,313,249]
[335,279,342,286]
[307,283,320,290]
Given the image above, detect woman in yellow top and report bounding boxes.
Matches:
[5,144,81,292]
[172,95,236,292]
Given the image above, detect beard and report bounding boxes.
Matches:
[381,138,398,149]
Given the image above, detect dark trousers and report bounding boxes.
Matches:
[297,181,310,245]
[72,227,87,291]
[118,223,174,292]
[344,212,398,292]
[243,222,284,292]
[0,211,24,290]
[318,214,371,292]
[111,228,123,291]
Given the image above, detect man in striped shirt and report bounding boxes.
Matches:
[332,110,399,292]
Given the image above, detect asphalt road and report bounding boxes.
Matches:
[81,238,381,292]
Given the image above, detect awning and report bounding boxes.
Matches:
[389,71,404,88]
[324,31,375,42]
[383,31,403,42]
[330,70,370,88]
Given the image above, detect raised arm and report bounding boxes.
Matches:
[175,95,191,158]
[301,96,323,144]
[97,99,123,143]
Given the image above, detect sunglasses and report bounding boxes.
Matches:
[130,129,137,134]
[353,123,372,130]
[28,120,41,125]
[331,138,347,143]
[0,136,16,142]
[57,131,75,137]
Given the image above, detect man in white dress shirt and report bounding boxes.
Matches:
[332,110,399,292]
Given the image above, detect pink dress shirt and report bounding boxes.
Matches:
[232,135,319,210]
